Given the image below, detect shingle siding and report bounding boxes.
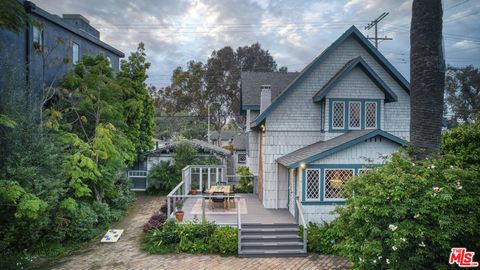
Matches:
[245,33,410,216]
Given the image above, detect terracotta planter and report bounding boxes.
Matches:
[175,211,184,222]
[191,189,197,195]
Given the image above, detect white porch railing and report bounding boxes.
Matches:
[296,196,308,253]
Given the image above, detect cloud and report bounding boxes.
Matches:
[33,0,479,86]
[452,40,476,49]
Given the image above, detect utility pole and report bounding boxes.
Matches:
[207,101,220,144]
[365,12,392,48]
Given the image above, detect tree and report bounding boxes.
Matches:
[156,42,280,139]
[0,0,27,33]
[118,43,155,155]
[444,65,480,127]
[410,0,445,158]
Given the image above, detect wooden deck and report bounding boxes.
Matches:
[181,194,296,225]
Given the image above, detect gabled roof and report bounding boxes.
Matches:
[313,56,398,103]
[209,130,241,141]
[241,71,299,110]
[251,25,410,128]
[277,129,407,168]
[232,133,247,151]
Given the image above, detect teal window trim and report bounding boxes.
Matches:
[331,101,346,130]
[328,98,381,132]
[348,101,362,130]
[364,101,379,129]
[301,164,377,205]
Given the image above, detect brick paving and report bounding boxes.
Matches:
[42,193,350,270]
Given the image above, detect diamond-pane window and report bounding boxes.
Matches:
[349,102,361,128]
[306,169,320,200]
[332,101,345,129]
[238,153,246,163]
[324,169,354,199]
[365,102,377,128]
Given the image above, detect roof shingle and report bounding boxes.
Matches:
[241,71,299,108]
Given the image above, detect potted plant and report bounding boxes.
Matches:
[191,182,199,195]
[175,201,184,222]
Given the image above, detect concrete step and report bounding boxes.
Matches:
[242,241,304,250]
[241,227,299,235]
[239,249,307,258]
[241,234,302,242]
[242,223,299,229]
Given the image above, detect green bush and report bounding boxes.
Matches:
[147,161,180,194]
[235,166,253,193]
[143,220,238,256]
[332,151,480,269]
[305,222,340,255]
[209,226,238,256]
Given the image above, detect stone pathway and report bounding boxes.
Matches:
[42,193,350,270]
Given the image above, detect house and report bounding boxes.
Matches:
[231,132,247,171]
[0,0,124,105]
[209,130,240,147]
[128,139,231,191]
[242,26,410,223]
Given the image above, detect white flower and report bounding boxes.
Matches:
[392,246,397,251]
[430,164,436,169]
[359,257,364,262]
[378,256,383,259]
[450,165,454,169]
[433,187,442,193]
[456,182,463,190]
[386,259,390,264]
[400,237,407,242]
[414,213,420,219]
[412,163,416,166]
[419,242,426,247]
[373,259,377,263]
[389,224,398,231]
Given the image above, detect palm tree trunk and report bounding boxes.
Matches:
[410,0,445,159]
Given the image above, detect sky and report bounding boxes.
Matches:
[36,0,480,87]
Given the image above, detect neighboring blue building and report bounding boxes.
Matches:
[0,0,124,107]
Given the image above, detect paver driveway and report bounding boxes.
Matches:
[43,193,350,270]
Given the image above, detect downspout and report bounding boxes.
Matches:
[276,161,279,209]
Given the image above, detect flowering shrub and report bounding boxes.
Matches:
[332,148,480,269]
[143,213,167,232]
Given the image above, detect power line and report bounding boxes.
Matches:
[364,12,392,48]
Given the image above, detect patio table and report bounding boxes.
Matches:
[205,185,232,209]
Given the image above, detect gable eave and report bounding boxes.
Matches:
[252,25,409,127]
[312,57,398,103]
[285,130,408,169]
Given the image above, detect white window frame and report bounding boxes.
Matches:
[305,168,321,201]
[72,42,79,64]
[107,56,113,68]
[237,153,246,164]
[357,168,371,176]
[364,101,378,129]
[323,168,354,201]
[33,25,43,51]
[331,101,346,130]
[348,101,362,130]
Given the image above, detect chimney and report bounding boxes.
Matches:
[260,85,271,113]
[62,14,100,39]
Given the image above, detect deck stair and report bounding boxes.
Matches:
[239,223,307,257]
